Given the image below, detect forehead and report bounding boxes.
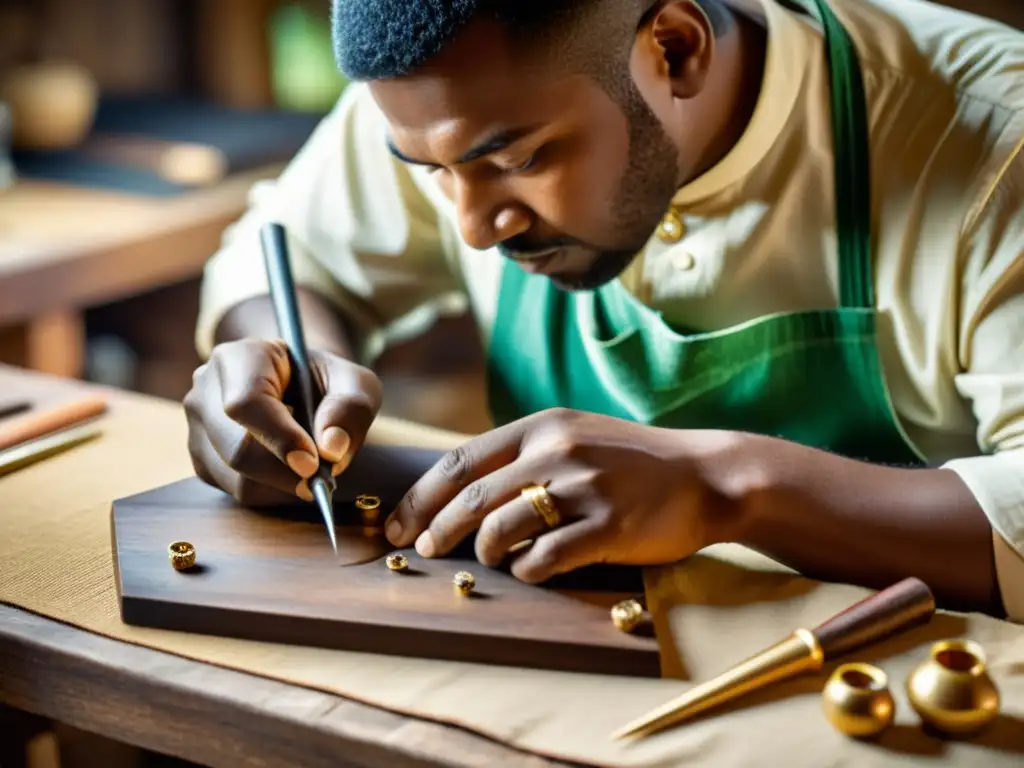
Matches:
[368,19,592,151]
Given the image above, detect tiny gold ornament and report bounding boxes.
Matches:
[385,553,409,572]
[355,494,381,519]
[453,571,476,596]
[168,541,196,571]
[906,639,1000,736]
[611,599,644,633]
[356,494,383,535]
[821,663,895,738]
[656,206,685,244]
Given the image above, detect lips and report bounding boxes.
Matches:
[512,248,563,274]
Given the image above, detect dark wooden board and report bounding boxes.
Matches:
[110,444,662,677]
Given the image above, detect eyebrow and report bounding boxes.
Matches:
[386,126,537,168]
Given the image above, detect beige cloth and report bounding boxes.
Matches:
[2,368,1023,766]
[191,0,1024,616]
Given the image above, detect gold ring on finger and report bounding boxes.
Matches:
[521,484,561,529]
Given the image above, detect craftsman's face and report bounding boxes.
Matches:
[369,15,696,291]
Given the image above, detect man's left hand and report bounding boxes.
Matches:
[383,408,744,584]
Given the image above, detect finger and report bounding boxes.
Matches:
[472,492,560,567]
[412,456,556,559]
[187,372,312,500]
[214,339,320,478]
[310,352,383,476]
[510,518,611,584]
[188,421,301,508]
[386,419,532,547]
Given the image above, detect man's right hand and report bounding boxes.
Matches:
[184,338,383,506]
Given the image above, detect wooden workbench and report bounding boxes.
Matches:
[0,605,561,768]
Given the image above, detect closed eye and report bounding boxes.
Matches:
[503,149,542,174]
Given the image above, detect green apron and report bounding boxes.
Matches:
[485,0,926,467]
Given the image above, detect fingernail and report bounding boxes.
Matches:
[415,531,436,558]
[320,427,351,463]
[386,518,402,544]
[286,450,318,478]
[295,479,313,502]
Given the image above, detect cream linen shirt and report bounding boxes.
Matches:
[195,0,1024,620]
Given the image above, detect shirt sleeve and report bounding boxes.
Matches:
[940,126,1024,622]
[194,83,468,364]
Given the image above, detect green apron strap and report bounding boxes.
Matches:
[809,0,874,310]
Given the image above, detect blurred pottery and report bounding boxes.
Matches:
[906,639,1000,736]
[0,62,98,150]
[821,663,895,738]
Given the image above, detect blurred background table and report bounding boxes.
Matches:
[0,164,281,379]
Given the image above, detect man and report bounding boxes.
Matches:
[185,0,1024,622]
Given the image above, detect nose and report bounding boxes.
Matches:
[451,176,531,250]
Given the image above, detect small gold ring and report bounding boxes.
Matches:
[168,541,196,571]
[521,484,561,528]
[355,494,381,511]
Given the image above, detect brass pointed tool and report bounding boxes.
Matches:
[260,222,338,555]
[612,577,935,740]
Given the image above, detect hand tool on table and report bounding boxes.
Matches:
[0,394,107,452]
[259,221,338,555]
[0,420,103,477]
[613,576,936,740]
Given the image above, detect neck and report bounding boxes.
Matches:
[687,8,768,181]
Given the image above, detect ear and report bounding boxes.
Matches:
[638,0,716,100]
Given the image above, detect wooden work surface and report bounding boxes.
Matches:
[3,363,1024,768]
[0,604,565,768]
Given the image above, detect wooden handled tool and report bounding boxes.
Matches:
[612,577,936,740]
[0,394,107,452]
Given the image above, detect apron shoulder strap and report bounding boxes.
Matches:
[801,0,876,310]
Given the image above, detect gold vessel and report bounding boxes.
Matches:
[906,639,1000,736]
[821,663,895,738]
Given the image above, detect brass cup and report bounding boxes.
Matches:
[821,663,895,738]
[906,639,1000,736]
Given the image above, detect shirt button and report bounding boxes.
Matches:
[672,251,696,271]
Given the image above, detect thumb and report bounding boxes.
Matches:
[215,338,320,478]
[310,351,383,475]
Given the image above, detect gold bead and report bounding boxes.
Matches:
[168,541,196,571]
[821,663,896,738]
[453,571,476,595]
[656,207,685,244]
[906,640,1000,736]
[385,553,409,572]
[610,599,643,633]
